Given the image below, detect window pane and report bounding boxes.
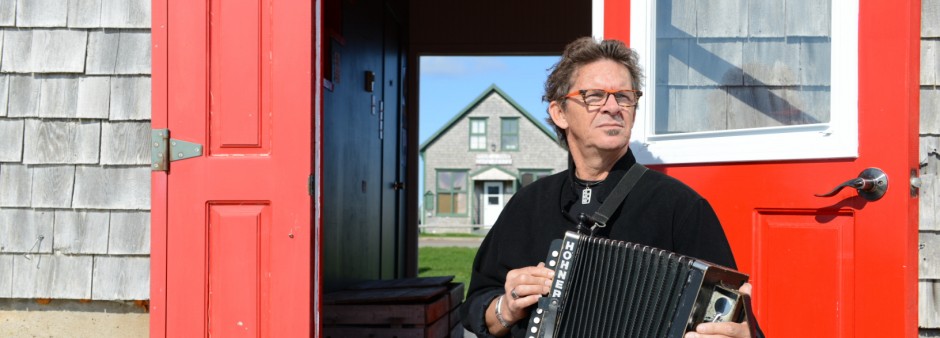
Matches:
[521,173,534,186]
[471,135,486,150]
[502,135,518,150]
[471,119,485,133]
[653,0,831,135]
[501,118,518,133]
[487,186,499,194]
[455,193,468,213]
[451,172,467,191]
[437,171,453,190]
[488,196,499,205]
[437,194,453,214]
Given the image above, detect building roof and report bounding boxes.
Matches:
[419,84,556,154]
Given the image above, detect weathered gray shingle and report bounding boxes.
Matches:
[38,75,80,118]
[689,41,743,86]
[924,89,940,134]
[85,29,120,74]
[924,40,939,86]
[15,0,68,27]
[655,38,689,85]
[695,0,747,38]
[728,87,792,129]
[109,211,149,254]
[656,0,695,38]
[73,166,150,210]
[922,137,939,176]
[30,165,75,208]
[800,40,831,86]
[109,76,151,120]
[100,0,150,28]
[923,281,940,327]
[115,31,152,74]
[921,174,938,231]
[0,0,15,26]
[786,0,830,37]
[1,29,87,73]
[922,231,940,279]
[748,0,784,37]
[670,88,728,132]
[0,254,11,297]
[0,164,31,207]
[0,208,53,253]
[23,119,100,164]
[67,0,102,28]
[53,210,109,254]
[0,119,24,162]
[744,40,799,86]
[0,75,9,117]
[101,122,150,165]
[6,75,41,117]
[12,255,92,299]
[925,0,940,38]
[91,256,149,300]
[76,76,111,118]
[788,88,831,124]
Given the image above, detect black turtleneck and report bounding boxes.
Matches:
[460,149,762,338]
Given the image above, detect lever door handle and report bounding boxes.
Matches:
[815,168,888,201]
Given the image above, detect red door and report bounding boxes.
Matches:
[151,0,313,337]
[604,0,920,337]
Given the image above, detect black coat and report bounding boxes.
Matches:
[460,150,752,338]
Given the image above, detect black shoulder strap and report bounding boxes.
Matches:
[590,163,648,228]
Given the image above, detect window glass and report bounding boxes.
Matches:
[520,169,552,187]
[436,170,468,215]
[653,0,831,135]
[501,118,519,151]
[470,118,487,150]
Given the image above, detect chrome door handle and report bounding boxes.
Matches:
[815,168,888,201]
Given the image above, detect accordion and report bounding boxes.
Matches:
[526,231,750,338]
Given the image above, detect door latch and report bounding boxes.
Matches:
[151,129,204,171]
[815,167,888,201]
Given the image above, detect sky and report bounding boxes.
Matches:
[417,56,561,196]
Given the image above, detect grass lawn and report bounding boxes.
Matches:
[418,246,477,295]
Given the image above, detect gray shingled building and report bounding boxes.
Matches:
[0,0,151,335]
[0,0,938,336]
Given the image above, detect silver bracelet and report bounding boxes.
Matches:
[495,295,512,328]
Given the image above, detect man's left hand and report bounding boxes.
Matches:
[684,283,753,338]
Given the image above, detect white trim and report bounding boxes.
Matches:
[592,0,604,39]
[628,1,859,164]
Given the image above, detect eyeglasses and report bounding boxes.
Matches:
[563,89,643,108]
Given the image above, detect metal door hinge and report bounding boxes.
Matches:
[151,129,204,171]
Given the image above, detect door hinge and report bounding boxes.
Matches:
[151,129,204,171]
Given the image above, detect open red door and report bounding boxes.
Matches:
[151,0,314,337]
[601,0,920,337]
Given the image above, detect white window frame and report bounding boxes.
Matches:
[591,1,858,164]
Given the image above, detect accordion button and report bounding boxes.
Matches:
[534,317,541,324]
[549,260,556,267]
[531,327,538,333]
[536,308,543,314]
[552,250,559,257]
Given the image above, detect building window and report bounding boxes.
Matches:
[501,118,519,151]
[436,170,468,215]
[469,118,487,151]
[520,169,552,187]
[424,191,434,211]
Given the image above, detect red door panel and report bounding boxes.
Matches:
[152,0,312,337]
[608,0,920,337]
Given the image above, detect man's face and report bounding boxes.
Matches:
[549,59,636,154]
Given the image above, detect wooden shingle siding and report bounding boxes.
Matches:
[0,164,31,207]
[0,29,87,73]
[100,0,150,28]
[91,256,149,300]
[923,281,940,328]
[72,166,149,210]
[0,119,24,161]
[100,122,150,165]
[0,0,151,301]
[22,120,101,164]
[923,0,940,331]
[15,0,68,28]
[67,0,102,28]
[52,210,109,255]
[0,254,11,297]
[108,76,150,120]
[29,165,75,208]
[12,255,92,299]
[108,211,149,255]
[0,0,14,26]
[0,209,53,253]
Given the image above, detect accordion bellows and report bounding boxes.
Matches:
[526,231,749,338]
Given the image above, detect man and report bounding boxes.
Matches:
[460,37,762,338]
